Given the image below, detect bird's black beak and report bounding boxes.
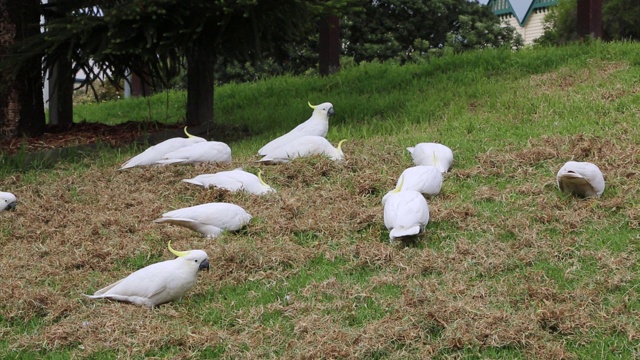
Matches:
[6,202,16,211]
[328,108,335,116]
[199,258,210,271]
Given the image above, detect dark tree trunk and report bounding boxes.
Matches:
[45,1,73,128]
[577,0,602,39]
[0,0,45,140]
[186,29,214,131]
[319,15,340,76]
[47,57,74,127]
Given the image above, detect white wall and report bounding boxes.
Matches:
[499,7,551,45]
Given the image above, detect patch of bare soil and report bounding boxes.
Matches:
[0,121,253,157]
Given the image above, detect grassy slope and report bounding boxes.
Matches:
[1,42,640,359]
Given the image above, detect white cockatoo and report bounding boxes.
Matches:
[258,101,334,156]
[260,136,346,164]
[84,242,209,308]
[120,127,206,169]
[156,141,232,165]
[154,202,252,238]
[0,192,17,212]
[183,168,275,195]
[385,166,443,199]
[406,143,454,173]
[382,177,430,242]
[556,161,605,198]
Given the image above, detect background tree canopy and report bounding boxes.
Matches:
[1,0,517,140]
[536,0,640,45]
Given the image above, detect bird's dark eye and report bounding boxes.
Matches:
[194,259,198,263]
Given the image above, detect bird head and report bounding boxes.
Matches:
[168,241,210,271]
[308,101,334,117]
[0,192,17,212]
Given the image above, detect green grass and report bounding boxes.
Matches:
[2,41,640,358]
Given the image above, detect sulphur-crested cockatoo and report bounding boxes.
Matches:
[258,101,334,156]
[386,166,443,199]
[382,177,430,242]
[120,127,206,169]
[0,192,17,212]
[260,136,346,164]
[84,242,209,308]
[156,141,232,165]
[556,161,605,198]
[406,143,454,173]
[154,202,252,238]
[183,168,275,195]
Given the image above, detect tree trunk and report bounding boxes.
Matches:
[0,0,45,141]
[186,29,215,131]
[319,15,340,76]
[577,0,602,39]
[45,1,73,128]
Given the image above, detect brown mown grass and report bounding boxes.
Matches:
[1,58,640,358]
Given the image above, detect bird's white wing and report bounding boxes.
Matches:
[120,137,205,169]
[260,136,339,164]
[399,166,443,196]
[154,203,252,237]
[157,142,232,165]
[409,143,453,173]
[85,260,176,307]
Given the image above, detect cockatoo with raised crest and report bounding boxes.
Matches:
[154,202,252,238]
[84,242,209,308]
[556,161,605,198]
[258,101,334,156]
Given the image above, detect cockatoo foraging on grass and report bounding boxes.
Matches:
[0,192,17,212]
[119,127,206,169]
[154,202,252,238]
[260,136,346,164]
[183,168,275,195]
[84,242,209,308]
[556,161,605,198]
[406,143,454,173]
[155,141,232,165]
[383,176,430,242]
[385,166,443,199]
[258,101,334,156]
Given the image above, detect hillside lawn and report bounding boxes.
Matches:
[1,41,639,358]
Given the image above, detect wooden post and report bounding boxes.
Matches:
[319,15,340,76]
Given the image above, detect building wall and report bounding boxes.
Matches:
[498,7,552,45]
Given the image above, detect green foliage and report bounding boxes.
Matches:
[535,0,579,46]
[602,0,640,40]
[537,0,640,45]
[340,0,521,63]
